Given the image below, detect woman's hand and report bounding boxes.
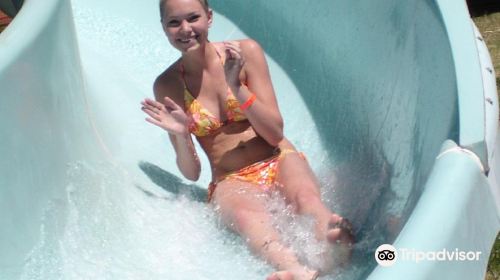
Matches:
[141,97,189,136]
[223,41,245,91]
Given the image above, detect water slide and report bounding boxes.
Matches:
[1,0,499,279]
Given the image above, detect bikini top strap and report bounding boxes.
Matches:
[179,62,187,88]
[180,43,229,99]
[179,63,196,105]
[212,43,225,66]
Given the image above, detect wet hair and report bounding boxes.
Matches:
[159,0,210,21]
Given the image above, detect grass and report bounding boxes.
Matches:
[472,9,500,280]
[487,234,500,280]
[473,11,500,89]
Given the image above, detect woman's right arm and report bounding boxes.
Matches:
[141,75,201,181]
[167,131,201,181]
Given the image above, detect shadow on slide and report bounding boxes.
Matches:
[138,161,208,202]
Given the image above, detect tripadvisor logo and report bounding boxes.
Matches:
[375,244,482,266]
[375,244,397,266]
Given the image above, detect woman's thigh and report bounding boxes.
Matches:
[276,151,322,206]
[211,179,271,232]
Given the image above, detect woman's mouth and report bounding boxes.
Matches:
[178,36,198,44]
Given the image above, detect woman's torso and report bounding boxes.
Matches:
[196,121,278,177]
[161,42,294,180]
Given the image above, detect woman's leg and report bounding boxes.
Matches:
[211,179,318,280]
[275,150,354,271]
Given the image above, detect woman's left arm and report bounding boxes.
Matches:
[224,39,284,146]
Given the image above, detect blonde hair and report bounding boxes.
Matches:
[159,0,210,20]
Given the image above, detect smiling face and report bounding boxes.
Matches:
[161,0,213,53]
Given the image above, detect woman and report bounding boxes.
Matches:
[141,0,354,279]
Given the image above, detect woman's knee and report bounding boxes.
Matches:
[293,188,322,212]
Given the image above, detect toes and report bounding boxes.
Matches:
[266,271,293,280]
[267,269,318,280]
[326,215,355,253]
[327,217,354,267]
[328,216,353,232]
[326,228,354,245]
[309,270,320,280]
[330,213,342,225]
[328,215,354,239]
[266,273,279,280]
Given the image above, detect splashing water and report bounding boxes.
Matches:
[19,159,376,279]
[20,161,272,280]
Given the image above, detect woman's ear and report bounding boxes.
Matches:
[207,8,213,27]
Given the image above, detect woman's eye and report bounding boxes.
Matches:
[167,20,180,27]
[188,15,200,22]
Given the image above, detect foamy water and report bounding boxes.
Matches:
[21,161,271,279]
[19,160,373,279]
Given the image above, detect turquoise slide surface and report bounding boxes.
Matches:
[0,0,499,279]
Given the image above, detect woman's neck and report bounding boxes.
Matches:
[181,41,218,74]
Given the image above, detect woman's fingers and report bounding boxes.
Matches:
[225,48,241,60]
[143,98,165,111]
[141,98,169,116]
[164,96,181,111]
[224,42,241,54]
[224,42,245,68]
[225,46,241,56]
[145,116,162,127]
[144,98,159,106]
[226,48,242,61]
[141,98,188,135]
[224,44,240,55]
[142,99,173,118]
[224,40,241,51]
[142,106,162,121]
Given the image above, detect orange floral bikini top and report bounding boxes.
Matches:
[182,46,247,137]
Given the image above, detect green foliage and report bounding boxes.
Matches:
[486,232,500,280]
[473,12,500,84]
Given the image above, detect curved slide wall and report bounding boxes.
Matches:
[0,0,101,277]
[0,0,498,279]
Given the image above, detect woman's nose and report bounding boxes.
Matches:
[179,20,191,32]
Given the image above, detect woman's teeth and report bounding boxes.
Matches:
[179,36,197,43]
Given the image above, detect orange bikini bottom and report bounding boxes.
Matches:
[207,148,306,202]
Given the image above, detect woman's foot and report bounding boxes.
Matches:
[326,214,354,266]
[266,267,319,280]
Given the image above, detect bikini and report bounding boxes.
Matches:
[181,44,305,202]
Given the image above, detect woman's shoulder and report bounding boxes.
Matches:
[239,38,262,49]
[238,39,264,58]
[153,59,184,104]
[235,39,267,68]
[213,39,263,54]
